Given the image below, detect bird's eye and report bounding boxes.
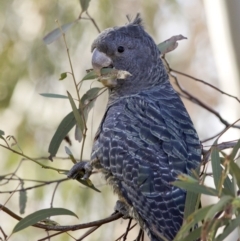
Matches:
[117,46,124,53]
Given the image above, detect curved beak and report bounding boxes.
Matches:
[92,48,112,75]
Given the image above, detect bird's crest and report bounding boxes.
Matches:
[126,13,144,28]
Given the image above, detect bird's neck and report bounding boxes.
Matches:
[108,59,169,104]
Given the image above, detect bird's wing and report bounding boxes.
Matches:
[92,85,201,240]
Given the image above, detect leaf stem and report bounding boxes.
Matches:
[0,144,68,173]
[56,19,88,161]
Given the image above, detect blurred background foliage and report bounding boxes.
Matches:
[0,0,239,240]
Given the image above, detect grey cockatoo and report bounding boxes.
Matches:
[68,14,201,241]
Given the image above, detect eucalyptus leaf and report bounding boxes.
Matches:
[76,177,100,193]
[59,72,67,80]
[12,208,78,233]
[176,226,201,241]
[81,87,103,105]
[173,181,219,196]
[215,215,240,241]
[48,111,76,159]
[174,205,213,241]
[43,22,75,45]
[40,93,68,99]
[211,145,222,191]
[67,92,84,135]
[157,35,187,55]
[177,173,198,183]
[81,70,98,81]
[19,182,27,215]
[184,191,200,219]
[230,139,240,160]
[229,161,240,188]
[65,146,77,164]
[205,195,232,220]
[74,125,82,142]
[221,166,235,196]
[64,146,72,156]
[79,0,90,12]
[82,68,113,81]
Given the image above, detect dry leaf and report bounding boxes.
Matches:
[98,69,131,88]
[157,35,187,55]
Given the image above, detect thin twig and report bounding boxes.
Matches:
[38,230,77,241]
[0,178,68,194]
[136,229,143,241]
[162,56,240,130]
[85,12,101,33]
[0,227,7,240]
[0,144,68,172]
[38,230,67,241]
[56,19,88,162]
[171,69,240,103]
[123,218,132,241]
[115,223,137,241]
[201,130,225,143]
[0,156,24,187]
[0,183,21,212]
[77,226,100,241]
[170,72,240,129]
[50,182,61,207]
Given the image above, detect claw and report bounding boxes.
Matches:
[114,200,131,219]
[67,161,93,180]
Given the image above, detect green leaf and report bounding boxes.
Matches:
[215,215,240,241]
[211,145,222,191]
[19,182,27,215]
[177,173,198,183]
[177,226,201,241]
[19,190,27,214]
[48,111,76,159]
[0,175,5,181]
[81,68,114,81]
[172,181,219,196]
[157,35,187,55]
[65,146,77,164]
[205,196,232,220]
[65,146,73,156]
[40,93,68,99]
[229,161,240,188]
[174,205,213,241]
[75,87,103,142]
[182,170,200,219]
[67,92,84,135]
[79,0,91,12]
[219,164,235,196]
[81,70,98,81]
[0,130,4,140]
[43,22,75,45]
[230,139,240,160]
[74,126,82,142]
[12,208,78,233]
[76,177,101,193]
[81,87,103,106]
[184,191,200,219]
[59,72,67,80]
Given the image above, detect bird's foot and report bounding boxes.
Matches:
[114,200,131,219]
[67,161,93,180]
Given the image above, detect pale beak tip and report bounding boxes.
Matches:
[92,48,112,74]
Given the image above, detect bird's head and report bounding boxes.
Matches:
[91,14,167,96]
